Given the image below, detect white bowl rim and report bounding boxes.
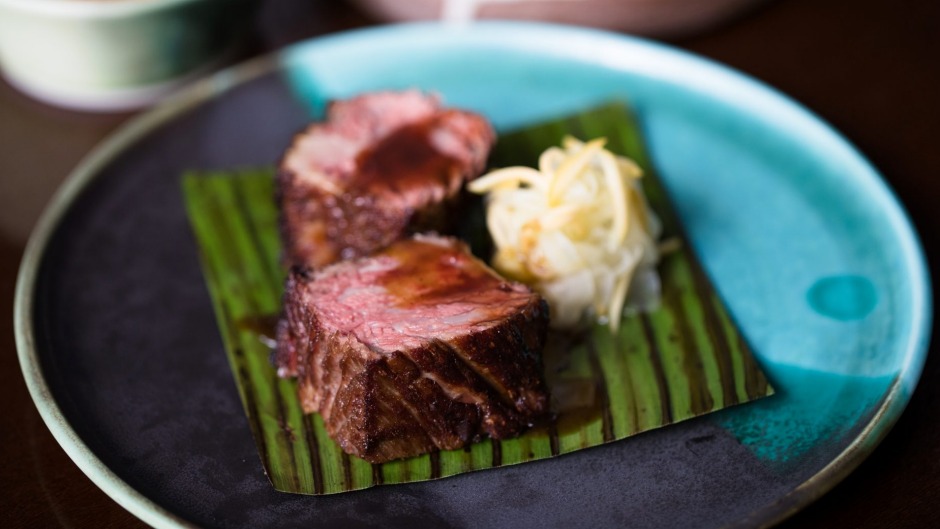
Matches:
[0,0,216,19]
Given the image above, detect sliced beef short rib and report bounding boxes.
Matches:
[276,234,550,463]
[277,91,495,267]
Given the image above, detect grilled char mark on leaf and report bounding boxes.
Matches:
[277,91,495,267]
[276,235,550,463]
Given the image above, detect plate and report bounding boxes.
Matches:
[15,22,931,528]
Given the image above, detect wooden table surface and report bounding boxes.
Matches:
[2,0,937,527]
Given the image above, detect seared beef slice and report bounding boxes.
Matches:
[277,91,495,267]
[276,235,550,463]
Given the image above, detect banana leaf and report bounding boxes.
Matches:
[181,102,773,494]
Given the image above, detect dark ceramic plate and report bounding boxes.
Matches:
[15,23,931,528]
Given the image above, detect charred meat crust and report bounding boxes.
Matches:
[276,236,551,463]
[276,92,495,268]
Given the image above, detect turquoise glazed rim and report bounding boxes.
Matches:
[15,22,931,528]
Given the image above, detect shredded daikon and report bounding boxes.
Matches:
[468,136,662,331]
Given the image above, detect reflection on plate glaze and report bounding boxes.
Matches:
[807,275,878,321]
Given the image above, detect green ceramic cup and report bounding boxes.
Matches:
[0,0,257,111]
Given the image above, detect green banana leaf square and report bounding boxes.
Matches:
[182,102,773,495]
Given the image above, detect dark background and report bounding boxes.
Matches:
[2,0,937,527]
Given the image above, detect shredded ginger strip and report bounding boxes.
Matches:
[469,136,662,331]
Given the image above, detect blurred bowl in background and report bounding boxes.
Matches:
[0,0,257,112]
[351,0,767,38]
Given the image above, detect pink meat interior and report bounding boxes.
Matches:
[305,236,536,352]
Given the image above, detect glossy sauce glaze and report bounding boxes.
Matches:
[374,237,520,308]
[353,116,460,198]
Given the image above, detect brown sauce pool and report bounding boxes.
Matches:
[235,314,279,347]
